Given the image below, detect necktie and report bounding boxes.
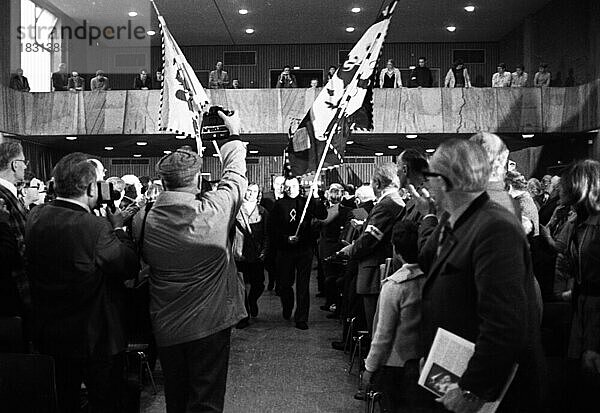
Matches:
[436,222,453,257]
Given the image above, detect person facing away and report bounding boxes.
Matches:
[444,59,471,88]
[276,65,297,88]
[25,152,139,412]
[417,139,545,413]
[410,57,433,88]
[492,63,512,87]
[362,220,427,413]
[90,70,110,91]
[380,59,402,88]
[267,178,327,330]
[511,64,529,87]
[209,61,229,89]
[51,62,69,91]
[134,69,153,90]
[534,63,551,87]
[141,111,247,412]
[9,68,30,92]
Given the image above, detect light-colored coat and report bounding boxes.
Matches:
[444,67,472,88]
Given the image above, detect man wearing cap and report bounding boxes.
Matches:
[141,111,247,412]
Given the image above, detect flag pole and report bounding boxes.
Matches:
[292,51,377,237]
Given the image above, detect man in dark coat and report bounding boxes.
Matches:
[25,152,139,412]
[267,178,327,330]
[410,57,434,87]
[0,142,30,321]
[9,68,30,92]
[418,139,545,413]
[51,62,69,91]
[134,69,153,89]
[338,164,405,334]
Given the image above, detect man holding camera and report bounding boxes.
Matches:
[25,152,140,412]
[276,65,298,88]
[141,111,247,412]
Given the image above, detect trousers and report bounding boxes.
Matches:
[158,328,231,413]
[276,247,313,323]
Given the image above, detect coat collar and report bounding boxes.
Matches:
[52,199,91,213]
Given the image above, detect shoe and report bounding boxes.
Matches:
[249,301,259,318]
[331,341,345,351]
[235,318,250,329]
[316,292,326,298]
[295,322,309,330]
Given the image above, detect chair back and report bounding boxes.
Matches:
[0,353,58,413]
[0,316,25,353]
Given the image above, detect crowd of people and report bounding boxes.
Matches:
[8,58,568,93]
[1,110,599,413]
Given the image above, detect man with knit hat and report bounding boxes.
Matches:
[141,111,247,413]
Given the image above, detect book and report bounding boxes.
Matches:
[418,328,518,413]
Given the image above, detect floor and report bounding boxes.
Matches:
[141,272,363,413]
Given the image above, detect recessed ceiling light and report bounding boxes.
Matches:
[346,27,355,33]
[146,30,156,36]
[346,140,354,145]
[133,154,142,158]
[65,136,77,140]
[238,9,248,15]
[249,150,259,154]
[387,145,398,149]
[245,28,255,34]
[446,26,457,32]
[175,135,187,140]
[136,141,148,146]
[406,134,418,139]
[104,146,114,151]
[375,152,384,156]
[409,65,416,70]
[351,7,361,13]
[163,150,172,155]
[464,6,475,12]
[426,148,436,153]
[589,129,599,133]
[522,134,535,139]
[128,11,138,17]
[293,66,300,70]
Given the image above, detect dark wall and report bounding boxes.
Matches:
[0,1,10,87]
[499,0,599,85]
[149,42,500,89]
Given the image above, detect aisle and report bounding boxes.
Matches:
[141,271,362,413]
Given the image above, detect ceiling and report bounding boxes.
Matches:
[41,0,553,45]
[19,132,592,160]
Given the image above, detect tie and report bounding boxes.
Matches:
[436,222,453,257]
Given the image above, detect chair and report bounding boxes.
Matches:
[0,316,25,353]
[0,353,58,413]
[349,330,369,376]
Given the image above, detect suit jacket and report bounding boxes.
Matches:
[418,193,545,407]
[9,75,30,92]
[350,191,405,294]
[51,72,69,91]
[134,76,153,89]
[25,200,139,357]
[0,185,29,312]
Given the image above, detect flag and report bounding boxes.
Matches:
[287,0,398,176]
[155,3,210,150]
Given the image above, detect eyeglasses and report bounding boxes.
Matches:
[13,159,29,167]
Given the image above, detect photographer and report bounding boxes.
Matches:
[276,65,297,88]
[141,111,247,412]
[25,152,139,412]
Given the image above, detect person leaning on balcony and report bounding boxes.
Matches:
[444,59,471,88]
[511,64,529,87]
[134,70,153,90]
[67,71,84,91]
[379,59,402,88]
[52,62,69,91]
[209,61,230,89]
[492,63,512,87]
[90,70,110,91]
[534,63,551,87]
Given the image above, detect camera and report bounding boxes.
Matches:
[201,106,234,141]
[97,181,121,212]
